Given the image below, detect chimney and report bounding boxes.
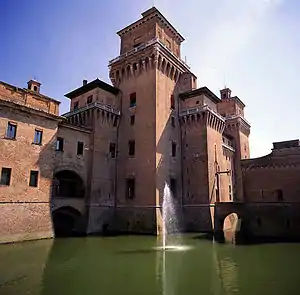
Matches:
[27,79,41,93]
[220,88,231,100]
[83,80,88,86]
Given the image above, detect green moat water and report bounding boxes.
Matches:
[1,235,300,295]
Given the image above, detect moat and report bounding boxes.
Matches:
[0,235,299,295]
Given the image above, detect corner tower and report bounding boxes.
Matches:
[217,88,251,201]
[109,7,193,234]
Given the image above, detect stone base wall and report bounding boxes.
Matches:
[214,202,300,243]
[182,206,214,232]
[87,206,114,234]
[0,203,54,244]
[113,207,157,234]
[245,204,300,241]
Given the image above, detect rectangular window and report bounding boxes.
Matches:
[130,115,135,125]
[0,167,12,186]
[170,95,175,109]
[106,97,113,106]
[276,189,283,201]
[56,137,64,151]
[77,141,84,155]
[126,178,135,199]
[33,129,43,145]
[29,170,39,187]
[171,117,175,127]
[109,142,116,158]
[87,95,93,104]
[260,189,264,198]
[172,142,176,157]
[170,178,177,198]
[129,140,135,156]
[6,122,17,139]
[129,93,136,108]
[113,117,118,127]
[229,184,232,200]
[74,101,79,110]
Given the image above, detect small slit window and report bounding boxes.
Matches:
[6,122,17,139]
[126,178,135,199]
[77,141,84,155]
[33,129,43,145]
[87,95,93,104]
[0,167,12,186]
[56,137,64,151]
[130,93,136,108]
[29,170,39,187]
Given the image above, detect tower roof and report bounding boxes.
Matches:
[117,7,185,43]
[64,78,119,99]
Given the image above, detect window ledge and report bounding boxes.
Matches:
[32,142,42,146]
[3,137,16,141]
[55,150,64,153]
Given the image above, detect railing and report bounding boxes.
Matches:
[62,101,121,117]
[180,105,225,122]
[108,37,190,69]
[226,114,251,126]
[222,142,235,152]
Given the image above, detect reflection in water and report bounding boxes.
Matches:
[156,237,187,295]
[1,236,300,295]
[0,239,53,295]
[212,243,239,294]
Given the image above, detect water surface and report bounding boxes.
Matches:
[0,235,299,295]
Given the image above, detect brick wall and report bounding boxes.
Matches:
[0,102,59,243]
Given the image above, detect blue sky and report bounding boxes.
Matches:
[1,0,300,157]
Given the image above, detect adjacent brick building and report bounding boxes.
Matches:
[0,7,298,243]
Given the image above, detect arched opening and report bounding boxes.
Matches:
[53,170,85,198]
[222,213,240,244]
[52,206,82,237]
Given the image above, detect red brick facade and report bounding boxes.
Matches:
[0,7,297,243]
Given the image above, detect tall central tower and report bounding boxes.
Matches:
[109,7,195,233]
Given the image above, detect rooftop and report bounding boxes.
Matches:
[65,78,119,99]
[0,80,60,104]
[117,7,184,43]
[179,87,221,104]
[273,139,300,150]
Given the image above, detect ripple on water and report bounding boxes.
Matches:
[154,245,193,252]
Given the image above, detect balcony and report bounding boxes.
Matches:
[180,105,225,122]
[108,37,190,69]
[226,114,250,127]
[222,136,235,152]
[62,101,121,117]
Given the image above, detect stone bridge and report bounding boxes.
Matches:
[213,201,300,243]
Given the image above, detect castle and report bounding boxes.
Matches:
[1,7,300,244]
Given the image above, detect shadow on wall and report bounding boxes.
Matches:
[155,73,213,234]
[35,133,87,238]
[155,78,182,233]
